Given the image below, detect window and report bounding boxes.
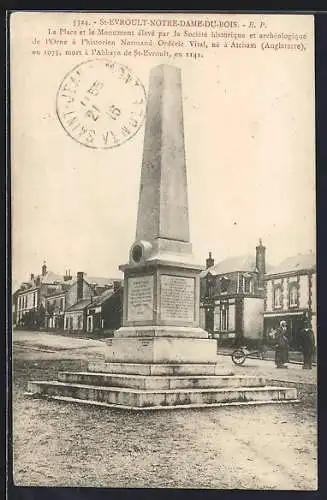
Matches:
[33,292,37,308]
[243,275,254,293]
[220,276,230,293]
[60,298,64,310]
[78,316,83,330]
[220,303,229,331]
[289,284,298,308]
[65,317,69,329]
[274,286,282,309]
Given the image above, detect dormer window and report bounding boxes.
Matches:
[243,276,254,293]
[220,276,230,293]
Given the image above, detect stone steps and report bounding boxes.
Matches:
[26,394,299,411]
[87,361,233,376]
[57,371,267,390]
[26,379,298,409]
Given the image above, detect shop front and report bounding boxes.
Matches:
[264,311,310,350]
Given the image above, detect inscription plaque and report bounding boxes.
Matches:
[127,275,154,322]
[160,275,195,322]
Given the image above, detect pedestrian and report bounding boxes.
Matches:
[275,320,289,369]
[300,319,315,370]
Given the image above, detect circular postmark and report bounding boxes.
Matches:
[56,59,146,149]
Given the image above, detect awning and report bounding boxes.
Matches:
[264,311,304,317]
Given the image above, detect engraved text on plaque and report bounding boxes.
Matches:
[160,275,195,322]
[127,275,154,322]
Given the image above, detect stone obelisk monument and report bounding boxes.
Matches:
[27,65,298,409]
[106,64,217,364]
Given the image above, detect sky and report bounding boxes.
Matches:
[11,13,315,284]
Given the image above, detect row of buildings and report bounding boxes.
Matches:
[13,242,316,349]
[199,241,316,349]
[13,263,122,334]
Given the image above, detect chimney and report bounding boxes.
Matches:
[64,269,72,281]
[206,252,214,269]
[42,261,47,277]
[113,280,122,293]
[256,239,266,287]
[77,271,84,301]
[30,273,34,281]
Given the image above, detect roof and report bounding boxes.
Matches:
[267,252,316,275]
[84,276,118,287]
[17,270,66,291]
[200,254,258,277]
[66,299,92,312]
[87,288,116,308]
[40,271,65,284]
[16,270,119,292]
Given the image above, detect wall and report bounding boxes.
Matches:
[265,279,273,312]
[64,280,93,310]
[47,294,65,310]
[16,289,38,323]
[64,311,84,330]
[243,297,264,338]
[265,272,314,314]
[299,275,309,309]
[101,291,123,330]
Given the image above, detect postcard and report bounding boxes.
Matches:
[10,11,317,490]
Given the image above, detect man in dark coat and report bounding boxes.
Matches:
[300,320,315,369]
[275,321,289,368]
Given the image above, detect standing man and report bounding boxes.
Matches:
[275,320,289,369]
[300,319,316,369]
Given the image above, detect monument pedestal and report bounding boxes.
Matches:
[105,337,218,364]
[115,326,208,338]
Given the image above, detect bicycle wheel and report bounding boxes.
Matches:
[231,349,246,365]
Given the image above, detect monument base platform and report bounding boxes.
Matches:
[115,326,208,338]
[26,361,299,410]
[105,337,218,364]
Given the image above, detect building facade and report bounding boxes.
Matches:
[200,241,266,345]
[15,263,121,332]
[86,281,123,334]
[63,274,121,333]
[15,263,64,328]
[264,252,316,348]
[64,299,93,332]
